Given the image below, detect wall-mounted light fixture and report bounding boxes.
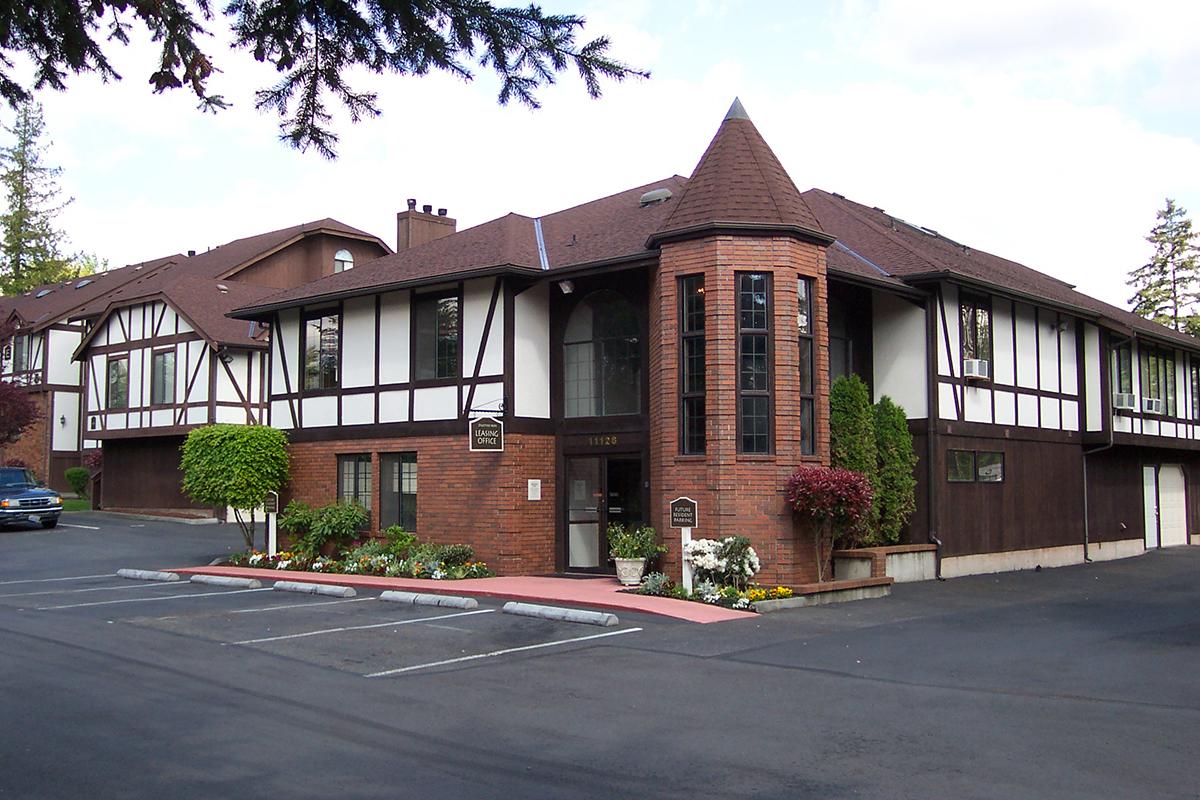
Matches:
[558,280,575,295]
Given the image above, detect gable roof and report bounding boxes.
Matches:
[234,177,690,315]
[650,99,830,246]
[7,256,183,333]
[803,188,1199,349]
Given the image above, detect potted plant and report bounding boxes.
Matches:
[607,523,664,585]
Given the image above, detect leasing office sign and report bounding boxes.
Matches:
[469,417,504,452]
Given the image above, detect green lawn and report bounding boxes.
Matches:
[62,498,91,513]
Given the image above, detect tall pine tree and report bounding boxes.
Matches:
[1128,198,1199,333]
[0,101,77,295]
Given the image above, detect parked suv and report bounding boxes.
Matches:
[0,468,63,529]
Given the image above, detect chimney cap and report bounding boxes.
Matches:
[437,208,448,217]
[422,204,433,214]
[407,198,417,210]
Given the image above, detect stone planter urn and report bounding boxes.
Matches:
[614,557,646,586]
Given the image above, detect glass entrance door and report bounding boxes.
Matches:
[565,454,643,571]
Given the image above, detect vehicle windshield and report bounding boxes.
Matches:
[0,468,37,488]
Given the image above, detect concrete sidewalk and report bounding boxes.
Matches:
[169,566,753,623]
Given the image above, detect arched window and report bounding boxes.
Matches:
[334,249,354,273]
[563,290,641,417]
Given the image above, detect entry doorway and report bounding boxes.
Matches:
[564,455,644,571]
[1142,464,1188,549]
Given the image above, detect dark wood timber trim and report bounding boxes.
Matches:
[936,284,962,419]
[462,277,502,419]
[937,419,1080,444]
[86,332,202,356]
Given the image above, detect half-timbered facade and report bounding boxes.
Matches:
[0,257,181,490]
[70,221,389,512]
[804,189,1200,576]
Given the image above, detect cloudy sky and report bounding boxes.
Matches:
[14,0,1200,309]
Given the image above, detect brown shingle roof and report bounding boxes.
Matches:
[9,256,183,332]
[804,188,1200,349]
[652,99,827,244]
[235,177,690,314]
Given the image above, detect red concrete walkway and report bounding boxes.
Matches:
[169,566,753,624]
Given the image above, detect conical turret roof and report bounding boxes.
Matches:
[651,98,830,245]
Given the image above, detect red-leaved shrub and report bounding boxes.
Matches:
[785,466,873,581]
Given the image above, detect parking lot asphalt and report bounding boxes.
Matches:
[2,514,1198,799]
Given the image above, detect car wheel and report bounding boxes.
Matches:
[41,519,58,529]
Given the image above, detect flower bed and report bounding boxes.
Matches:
[629,571,793,611]
[228,549,494,580]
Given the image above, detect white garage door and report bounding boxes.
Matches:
[1158,465,1188,548]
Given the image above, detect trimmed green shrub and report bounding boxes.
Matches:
[874,396,918,545]
[64,466,90,498]
[180,424,290,548]
[829,374,879,539]
[409,542,475,568]
[384,525,417,558]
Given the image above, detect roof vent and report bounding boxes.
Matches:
[639,188,673,206]
[217,284,229,294]
[75,279,93,289]
[35,289,53,298]
[187,249,196,257]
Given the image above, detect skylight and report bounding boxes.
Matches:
[35,289,53,298]
[76,278,93,288]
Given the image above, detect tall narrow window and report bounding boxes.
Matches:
[798,277,816,455]
[563,290,641,417]
[11,334,28,373]
[1140,345,1177,416]
[679,275,705,454]
[737,272,771,454]
[380,453,417,531]
[1191,359,1200,421]
[150,350,175,405]
[333,249,354,273]
[107,357,128,409]
[304,312,340,390]
[337,454,372,527]
[961,295,992,363]
[414,293,460,380]
[1110,341,1133,398]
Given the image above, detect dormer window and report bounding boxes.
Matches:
[334,249,353,273]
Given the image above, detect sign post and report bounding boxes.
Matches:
[265,490,279,556]
[469,417,504,452]
[669,497,698,593]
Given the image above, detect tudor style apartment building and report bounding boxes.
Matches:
[4,99,1194,585]
[225,99,1200,585]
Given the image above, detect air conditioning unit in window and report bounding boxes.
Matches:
[963,359,991,380]
[1112,392,1136,411]
[1143,397,1164,415]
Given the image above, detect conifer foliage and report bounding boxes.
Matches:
[1128,198,1199,333]
[0,101,76,295]
[873,396,918,545]
[829,374,879,541]
[1,1,647,159]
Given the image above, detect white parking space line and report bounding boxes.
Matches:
[365,627,644,678]
[229,597,374,614]
[0,581,192,599]
[226,609,495,646]
[59,523,101,530]
[0,573,115,586]
[38,587,273,611]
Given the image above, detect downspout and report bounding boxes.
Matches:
[1082,332,1122,562]
[924,292,944,580]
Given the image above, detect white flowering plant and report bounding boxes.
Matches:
[683,536,761,589]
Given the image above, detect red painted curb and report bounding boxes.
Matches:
[168,566,754,624]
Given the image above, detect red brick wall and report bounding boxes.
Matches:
[287,432,556,575]
[649,235,832,586]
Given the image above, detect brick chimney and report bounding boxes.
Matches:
[396,199,456,251]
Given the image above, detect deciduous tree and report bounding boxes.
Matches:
[180,424,290,548]
[1,1,647,158]
[1128,198,1199,333]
